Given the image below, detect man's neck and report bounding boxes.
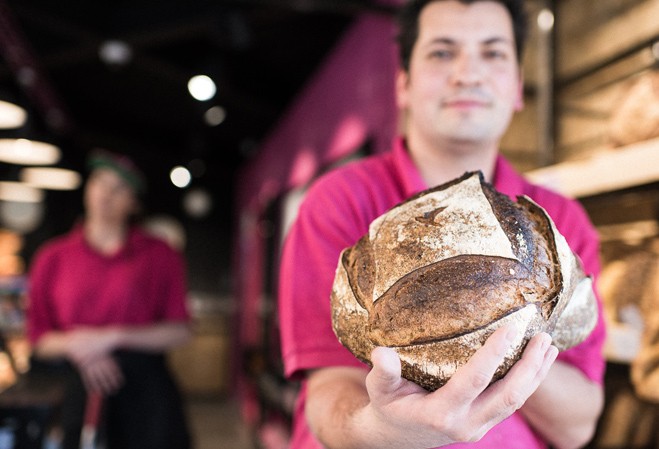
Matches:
[83,218,128,255]
[406,133,499,188]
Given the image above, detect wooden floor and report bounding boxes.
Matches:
[186,396,253,449]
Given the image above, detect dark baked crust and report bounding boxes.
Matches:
[331,171,597,390]
[370,255,534,346]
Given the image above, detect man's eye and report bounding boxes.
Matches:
[430,50,453,59]
[484,50,508,60]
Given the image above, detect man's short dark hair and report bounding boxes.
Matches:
[396,0,528,71]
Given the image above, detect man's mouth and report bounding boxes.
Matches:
[442,98,491,109]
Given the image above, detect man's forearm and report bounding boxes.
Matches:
[305,331,559,449]
[112,321,192,352]
[306,367,374,449]
[33,322,192,363]
[520,361,604,449]
[33,331,71,360]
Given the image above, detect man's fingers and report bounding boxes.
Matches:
[367,346,426,401]
[443,324,519,403]
[368,347,402,392]
[80,357,125,395]
[473,332,557,427]
[507,333,557,391]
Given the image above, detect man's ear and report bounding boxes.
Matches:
[395,69,410,110]
[514,71,525,111]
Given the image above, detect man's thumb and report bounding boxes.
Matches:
[368,346,402,392]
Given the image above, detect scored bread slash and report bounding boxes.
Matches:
[330,171,598,391]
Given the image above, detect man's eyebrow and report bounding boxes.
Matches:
[482,37,515,46]
[425,36,514,47]
[426,37,457,46]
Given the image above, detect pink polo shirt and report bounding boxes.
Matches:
[27,225,189,345]
[278,137,605,449]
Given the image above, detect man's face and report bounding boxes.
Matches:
[397,0,523,147]
[84,168,138,224]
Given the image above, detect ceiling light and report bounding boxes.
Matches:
[0,139,61,165]
[19,167,82,191]
[0,200,45,234]
[98,40,133,66]
[0,182,44,203]
[170,166,192,188]
[0,101,27,129]
[187,75,216,101]
[204,106,226,126]
[537,9,555,32]
[183,188,213,219]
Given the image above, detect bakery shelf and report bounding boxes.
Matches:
[525,137,659,198]
[603,319,643,364]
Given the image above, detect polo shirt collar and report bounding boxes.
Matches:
[392,136,525,199]
[492,154,527,199]
[391,137,427,197]
[70,223,142,259]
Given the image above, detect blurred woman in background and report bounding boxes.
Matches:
[26,150,192,449]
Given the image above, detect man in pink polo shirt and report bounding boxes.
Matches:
[278,1,606,448]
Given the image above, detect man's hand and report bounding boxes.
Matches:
[62,327,124,395]
[78,354,125,395]
[64,327,120,368]
[307,325,558,449]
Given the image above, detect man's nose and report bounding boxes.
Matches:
[450,53,484,87]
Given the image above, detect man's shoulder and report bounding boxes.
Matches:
[29,231,82,276]
[131,227,181,256]
[322,151,391,180]
[522,180,583,213]
[520,179,597,242]
[308,151,395,198]
[291,151,401,237]
[34,230,79,257]
[523,180,572,206]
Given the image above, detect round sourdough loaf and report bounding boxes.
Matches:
[330,171,598,391]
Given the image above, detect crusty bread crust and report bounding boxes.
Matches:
[331,171,597,390]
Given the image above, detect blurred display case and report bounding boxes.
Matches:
[168,292,235,397]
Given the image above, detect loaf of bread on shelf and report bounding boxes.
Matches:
[330,171,598,391]
[609,72,659,147]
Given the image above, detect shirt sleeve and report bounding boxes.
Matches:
[155,244,190,322]
[26,246,58,345]
[278,177,370,380]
